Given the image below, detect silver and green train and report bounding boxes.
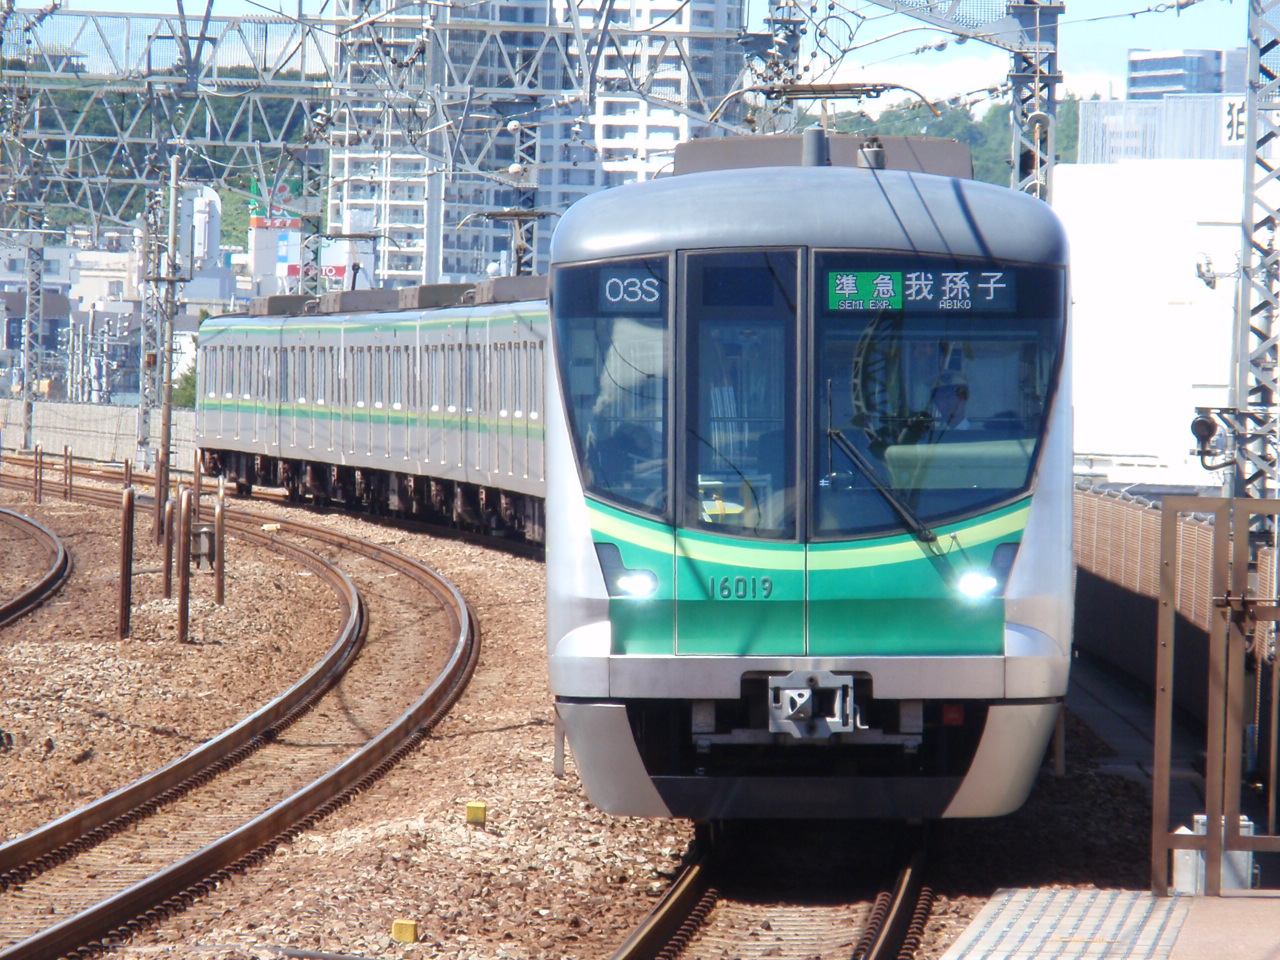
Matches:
[196,135,1071,821]
[195,280,548,542]
[546,153,1072,819]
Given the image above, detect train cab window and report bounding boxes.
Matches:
[553,257,669,518]
[683,250,798,539]
[811,253,1066,540]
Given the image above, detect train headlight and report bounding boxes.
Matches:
[594,542,660,599]
[616,570,659,598]
[957,570,999,600]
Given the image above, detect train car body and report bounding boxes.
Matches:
[545,162,1072,819]
[196,294,548,541]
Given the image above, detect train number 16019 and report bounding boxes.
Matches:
[710,576,773,599]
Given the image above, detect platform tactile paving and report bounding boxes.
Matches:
[939,888,1190,959]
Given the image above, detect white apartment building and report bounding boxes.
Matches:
[330,0,747,285]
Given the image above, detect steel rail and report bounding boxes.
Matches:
[0,456,545,559]
[0,496,478,960]
[611,832,931,960]
[0,526,364,889]
[0,508,71,626]
[608,853,716,960]
[859,844,931,960]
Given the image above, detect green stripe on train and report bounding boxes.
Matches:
[588,497,1028,657]
[197,399,546,440]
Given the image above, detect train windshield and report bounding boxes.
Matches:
[553,257,670,517]
[684,250,798,539]
[813,252,1065,539]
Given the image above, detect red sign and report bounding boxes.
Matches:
[286,263,347,279]
[251,216,302,230]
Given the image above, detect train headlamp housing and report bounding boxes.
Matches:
[594,542,659,599]
[616,570,659,599]
[957,570,999,599]
[955,542,1020,601]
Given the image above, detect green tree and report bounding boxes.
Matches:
[220,190,251,249]
[1057,96,1080,165]
[172,364,197,409]
[809,93,1080,187]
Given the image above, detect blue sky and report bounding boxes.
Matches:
[55,0,1246,104]
[825,0,1246,106]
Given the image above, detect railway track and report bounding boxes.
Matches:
[612,824,933,960]
[0,470,480,959]
[0,452,544,560]
[0,509,71,627]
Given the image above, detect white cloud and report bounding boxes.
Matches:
[819,48,1010,117]
[1062,68,1124,102]
[813,45,1124,117]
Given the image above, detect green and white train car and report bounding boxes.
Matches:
[546,159,1072,819]
[196,292,548,542]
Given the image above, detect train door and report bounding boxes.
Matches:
[314,345,328,453]
[486,343,501,483]
[399,342,414,462]
[510,341,527,481]
[444,340,462,471]
[423,342,438,468]
[530,339,545,483]
[674,249,805,656]
[337,343,350,459]
[466,340,481,478]
[245,345,258,448]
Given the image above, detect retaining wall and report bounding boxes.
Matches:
[0,399,196,468]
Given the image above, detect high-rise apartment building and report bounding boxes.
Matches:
[1126,48,1235,100]
[329,0,748,286]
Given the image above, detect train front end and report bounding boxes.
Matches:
[546,163,1071,819]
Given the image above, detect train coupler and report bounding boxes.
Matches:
[767,670,866,739]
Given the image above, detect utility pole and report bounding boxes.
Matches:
[21,217,42,450]
[158,153,182,525]
[860,1,1062,202]
[1008,2,1061,200]
[1230,2,1280,505]
[1192,4,1280,507]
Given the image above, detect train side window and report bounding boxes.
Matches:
[242,346,254,401]
[316,347,327,404]
[531,341,542,424]
[446,343,459,414]
[465,343,478,414]
[343,346,354,407]
[513,343,525,417]
[390,345,405,410]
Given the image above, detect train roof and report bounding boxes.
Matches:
[549,165,1068,267]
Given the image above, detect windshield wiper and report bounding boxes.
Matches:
[826,429,937,544]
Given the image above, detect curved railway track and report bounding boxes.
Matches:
[0,453,544,560]
[0,509,72,627]
[612,826,933,960]
[0,469,480,960]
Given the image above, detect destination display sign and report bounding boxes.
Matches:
[599,267,666,314]
[826,268,1017,314]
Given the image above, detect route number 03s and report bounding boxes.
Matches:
[604,275,660,304]
[710,575,773,599]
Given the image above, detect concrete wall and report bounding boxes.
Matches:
[0,399,196,468]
